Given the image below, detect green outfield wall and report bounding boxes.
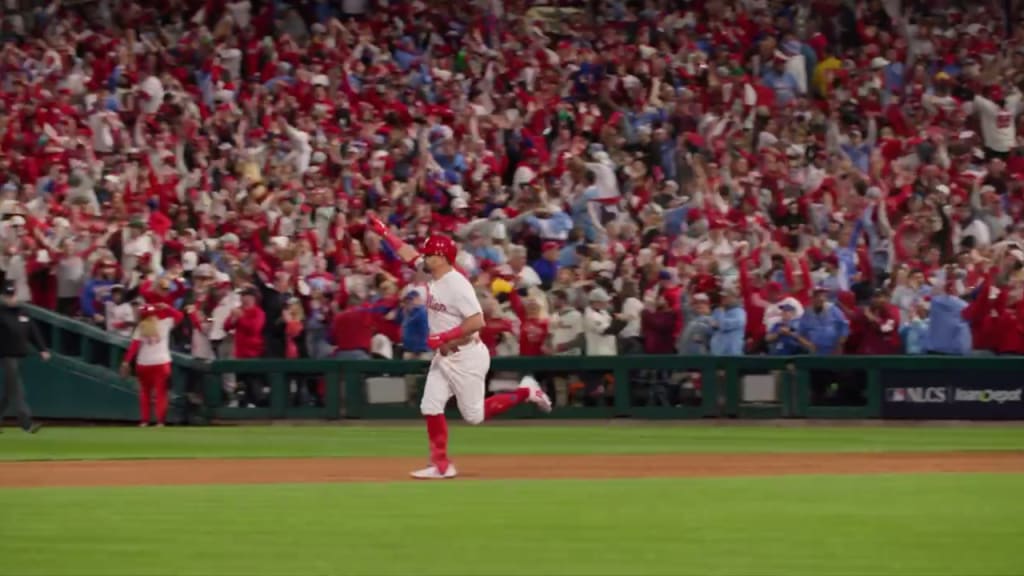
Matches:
[10,305,1024,423]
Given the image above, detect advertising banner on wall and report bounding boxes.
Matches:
[881,371,1024,420]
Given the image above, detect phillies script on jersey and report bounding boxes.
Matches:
[424,270,483,335]
[426,294,448,314]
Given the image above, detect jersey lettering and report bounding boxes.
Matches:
[426,293,448,314]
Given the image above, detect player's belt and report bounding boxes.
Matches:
[437,334,481,357]
[452,334,481,347]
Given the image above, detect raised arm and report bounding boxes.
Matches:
[866,116,878,149]
[783,255,796,292]
[738,256,757,311]
[875,193,894,238]
[156,302,184,324]
[508,287,527,320]
[892,219,915,263]
[963,267,996,322]
[797,257,813,305]
[367,214,420,267]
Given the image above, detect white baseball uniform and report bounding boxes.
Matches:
[420,268,490,424]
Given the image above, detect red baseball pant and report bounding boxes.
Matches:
[137,363,171,424]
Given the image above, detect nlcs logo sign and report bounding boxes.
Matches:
[887,387,948,403]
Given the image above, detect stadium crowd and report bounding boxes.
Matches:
[2,0,1024,397]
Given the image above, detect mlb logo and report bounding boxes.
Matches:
[887,388,907,402]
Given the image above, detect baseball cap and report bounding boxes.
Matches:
[779,303,797,312]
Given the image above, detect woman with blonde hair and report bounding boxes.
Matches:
[120,302,184,427]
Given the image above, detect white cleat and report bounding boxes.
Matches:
[520,375,553,413]
[410,464,458,480]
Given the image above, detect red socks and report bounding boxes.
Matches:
[484,387,530,420]
[425,414,449,473]
[138,364,171,425]
[425,389,530,473]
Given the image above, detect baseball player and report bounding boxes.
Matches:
[367,214,552,479]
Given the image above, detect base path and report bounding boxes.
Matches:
[1,452,1022,488]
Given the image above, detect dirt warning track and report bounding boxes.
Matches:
[1,451,1022,487]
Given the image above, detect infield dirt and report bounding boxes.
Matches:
[1,452,1022,487]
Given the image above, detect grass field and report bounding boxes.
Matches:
[3,423,1024,461]
[1,424,1023,576]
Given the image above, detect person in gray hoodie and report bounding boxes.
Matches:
[669,291,716,406]
[677,292,715,355]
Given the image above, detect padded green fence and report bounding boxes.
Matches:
[11,305,1024,422]
[18,305,199,423]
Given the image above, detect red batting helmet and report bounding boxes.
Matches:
[422,235,457,264]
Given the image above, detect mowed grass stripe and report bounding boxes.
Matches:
[0,474,1021,576]
[2,425,1024,462]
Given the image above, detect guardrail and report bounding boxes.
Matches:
[21,305,201,423]
[18,305,1024,422]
